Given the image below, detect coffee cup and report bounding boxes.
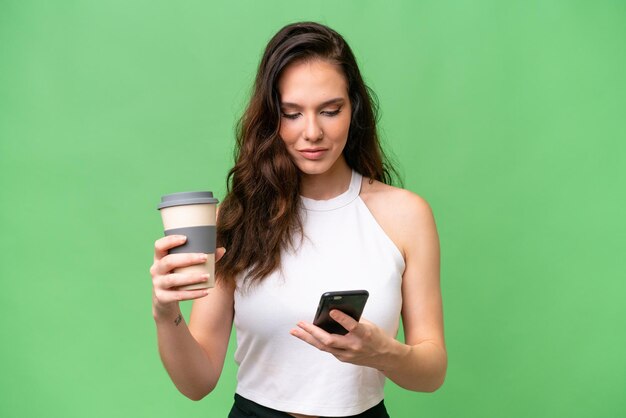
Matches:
[157,191,219,290]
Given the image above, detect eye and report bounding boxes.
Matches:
[321,108,342,117]
[281,112,300,120]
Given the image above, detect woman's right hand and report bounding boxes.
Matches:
[150,235,217,317]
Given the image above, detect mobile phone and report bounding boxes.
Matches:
[313,290,369,335]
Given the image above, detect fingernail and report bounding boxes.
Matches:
[201,274,210,281]
[199,254,208,261]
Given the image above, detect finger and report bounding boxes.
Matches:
[153,252,208,275]
[215,247,226,262]
[155,287,209,304]
[295,321,349,349]
[290,327,326,350]
[154,235,187,260]
[159,272,210,290]
[329,310,362,336]
[174,288,211,301]
[290,326,346,355]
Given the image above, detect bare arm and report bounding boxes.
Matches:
[379,194,446,391]
[151,237,234,400]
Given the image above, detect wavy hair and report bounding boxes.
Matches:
[216,21,397,286]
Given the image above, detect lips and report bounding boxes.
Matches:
[298,148,328,160]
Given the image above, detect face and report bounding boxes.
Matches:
[277,59,352,176]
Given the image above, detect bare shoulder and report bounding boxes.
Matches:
[360,178,434,225]
[360,178,436,256]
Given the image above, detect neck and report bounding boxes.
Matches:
[299,158,352,200]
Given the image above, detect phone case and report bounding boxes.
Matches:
[313,290,369,335]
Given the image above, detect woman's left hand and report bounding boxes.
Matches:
[290,309,396,370]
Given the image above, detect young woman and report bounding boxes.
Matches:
[150,22,446,418]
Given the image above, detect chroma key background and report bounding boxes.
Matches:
[1,1,624,417]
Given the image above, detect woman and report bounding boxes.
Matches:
[150,22,446,417]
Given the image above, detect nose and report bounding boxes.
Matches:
[303,114,322,142]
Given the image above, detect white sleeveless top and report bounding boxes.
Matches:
[233,170,405,416]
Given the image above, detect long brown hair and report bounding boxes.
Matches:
[216,21,397,286]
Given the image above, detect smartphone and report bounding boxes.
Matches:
[313,290,369,335]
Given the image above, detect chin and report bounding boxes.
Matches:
[295,161,333,176]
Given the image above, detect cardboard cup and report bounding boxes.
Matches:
[158,191,219,289]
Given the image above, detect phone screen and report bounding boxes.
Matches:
[313,290,369,335]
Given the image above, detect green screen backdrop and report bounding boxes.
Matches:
[1,1,625,417]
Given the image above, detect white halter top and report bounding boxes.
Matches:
[233,170,405,416]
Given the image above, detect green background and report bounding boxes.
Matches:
[1,1,624,417]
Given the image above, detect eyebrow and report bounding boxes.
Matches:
[280,97,345,109]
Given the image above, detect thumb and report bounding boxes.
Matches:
[215,247,227,262]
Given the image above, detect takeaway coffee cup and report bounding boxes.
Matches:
[157,191,219,290]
